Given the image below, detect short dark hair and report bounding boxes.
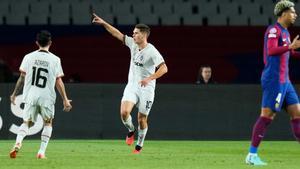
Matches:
[36,30,51,47]
[135,24,150,37]
[200,65,211,73]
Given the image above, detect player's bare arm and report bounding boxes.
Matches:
[92,13,124,42]
[140,63,168,87]
[10,72,25,105]
[55,77,72,112]
[289,35,300,49]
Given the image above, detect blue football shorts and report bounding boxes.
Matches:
[262,82,299,112]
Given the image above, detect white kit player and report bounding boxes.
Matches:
[9,30,72,159]
[92,13,168,154]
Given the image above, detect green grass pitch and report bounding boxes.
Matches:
[1,140,300,169]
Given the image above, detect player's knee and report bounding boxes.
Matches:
[24,121,34,127]
[138,118,147,127]
[261,108,276,119]
[120,110,130,120]
[44,119,52,126]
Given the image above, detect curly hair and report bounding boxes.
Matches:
[274,0,295,17]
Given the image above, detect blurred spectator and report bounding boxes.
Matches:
[196,65,216,84]
[0,59,14,82]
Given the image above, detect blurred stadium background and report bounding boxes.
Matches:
[0,0,300,141]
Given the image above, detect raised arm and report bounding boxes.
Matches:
[10,72,25,105]
[55,77,72,112]
[92,13,125,42]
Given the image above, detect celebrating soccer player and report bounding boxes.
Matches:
[92,13,168,154]
[246,0,300,165]
[9,30,72,159]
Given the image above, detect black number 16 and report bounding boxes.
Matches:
[31,66,48,88]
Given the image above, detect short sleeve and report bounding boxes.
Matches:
[152,48,165,67]
[56,58,64,78]
[124,35,134,49]
[267,26,280,39]
[19,55,28,73]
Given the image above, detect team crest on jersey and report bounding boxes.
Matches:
[269,28,277,34]
[139,55,144,62]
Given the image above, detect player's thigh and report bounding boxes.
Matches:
[120,101,135,116]
[261,83,287,112]
[23,103,39,122]
[285,84,300,118]
[121,86,138,114]
[40,105,55,122]
[137,89,155,116]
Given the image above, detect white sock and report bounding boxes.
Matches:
[137,127,148,147]
[249,153,257,156]
[122,115,135,132]
[38,126,52,155]
[16,123,29,144]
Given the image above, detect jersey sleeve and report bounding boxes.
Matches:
[266,26,289,56]
[19,55,28,73]
[56,58,64,78]
[152,48,165,68]
[124,35,134,49]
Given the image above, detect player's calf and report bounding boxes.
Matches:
[291,118,300,141]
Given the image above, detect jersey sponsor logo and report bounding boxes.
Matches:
[134,54,144,67]
[268,33,277,38]
[134,61,144,67]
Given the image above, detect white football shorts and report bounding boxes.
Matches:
[23,103,55,122]
[121,85,155,115]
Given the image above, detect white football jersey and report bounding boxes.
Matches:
[19,50,64,106]
[125,35,165,90]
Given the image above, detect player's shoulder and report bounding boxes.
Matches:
[267,24,282,34]
[266,24,282,39]
[147,43,157,50]
[23,50,38,60]
[48,52,61,61]
[147,43,160,53]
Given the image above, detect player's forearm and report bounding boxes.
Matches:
[267,38,289,56]
[149,64,168,80]
[12,74,25,96]
[55,78,69,101]
[268,46,289,56]
[102,22,124,42]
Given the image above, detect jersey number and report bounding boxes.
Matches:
[31,67,48,88]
